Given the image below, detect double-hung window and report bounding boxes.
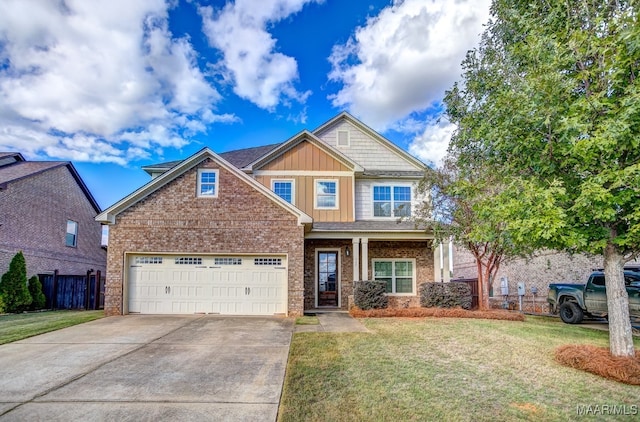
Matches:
[315,180,338,209]
[197,169,219,197]
[373,185,412,217]
[272,180,294,204]
[373,259,415,294]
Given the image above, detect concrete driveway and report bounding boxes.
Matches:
[0,315,293,421]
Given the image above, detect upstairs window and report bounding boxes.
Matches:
[373,185,412,217]
[315,180,338,209]
[272,180,294,204]
[66,220,78,247]
[197,169,219,197]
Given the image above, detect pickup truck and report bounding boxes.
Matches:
[548,269,640,324]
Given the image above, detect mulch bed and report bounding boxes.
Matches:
[555,344,640,385]
[349,307,525,321]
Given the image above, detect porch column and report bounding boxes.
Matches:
[352,238,360,281]
[361,237,369,280]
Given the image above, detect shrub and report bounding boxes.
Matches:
[354,281,388,310]
[0,251,32,313]
[420,282,472,310]
[28,275,46,310]
[0,295,5,314]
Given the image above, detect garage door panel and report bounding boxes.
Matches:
[128,255,287,315]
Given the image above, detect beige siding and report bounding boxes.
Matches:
[255,175,354,222]
[261,141,350,171]
[316,120,422,171]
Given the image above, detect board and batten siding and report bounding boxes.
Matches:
[260,141,350,172]
[316,120,422,171]
[255,174,354,222]
[355,179,423,220]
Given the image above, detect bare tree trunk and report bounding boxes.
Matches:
[603,242,635,357]
[475,259,490,310]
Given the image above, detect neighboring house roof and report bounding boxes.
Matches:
[96,147,312,225]
[0,155,101,214]
[247,130,364,173]
[312,111,428,171]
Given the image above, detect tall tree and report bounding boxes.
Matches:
[446,0,639,356]
[0,251,32,313]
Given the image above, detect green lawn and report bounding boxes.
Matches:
[0,310,104,344]
[279,316,640,422]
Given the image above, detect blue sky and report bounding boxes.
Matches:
[0,0,490,209]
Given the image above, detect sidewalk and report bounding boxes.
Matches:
[295,312,369,333]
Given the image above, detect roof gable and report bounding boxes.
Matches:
[248,130,363,173]
[0,155,101,213]
[96,147,311,225]
[313,112,427,172]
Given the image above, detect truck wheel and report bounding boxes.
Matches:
[559,302,584,324]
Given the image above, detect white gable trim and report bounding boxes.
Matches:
[313,112,427,171]
[96,147,312,225]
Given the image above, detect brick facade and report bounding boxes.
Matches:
[304,239,434,310]
[453,246,607,312]
[105,158,305,316]
[0,166,106,277]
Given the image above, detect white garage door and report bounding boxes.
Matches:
[127,255,287,315]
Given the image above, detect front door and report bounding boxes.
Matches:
[318,251,339,307]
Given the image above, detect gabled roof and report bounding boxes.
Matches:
[0,153,101,213]
[96,147,312,225]
[312,111,428,171]
[247,130,364,173]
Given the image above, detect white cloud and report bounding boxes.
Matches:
[199,0,318,110]
[328,0,490,131]
[0,0,228,164]
[408,115,455,168]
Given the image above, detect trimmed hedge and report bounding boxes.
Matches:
[28,275,46,310]
[354,281,388,310]
[420,282,472,310]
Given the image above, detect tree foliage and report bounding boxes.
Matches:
[28,275,46,310]
[446,0,640,356]
[0,251,32,313]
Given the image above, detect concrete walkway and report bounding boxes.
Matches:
[0,315,293,422]
[295,312,369,333]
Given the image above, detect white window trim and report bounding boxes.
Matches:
[314,179,339,210]
[337,130,350,147]
[372,258,416,296]
[197,169,219,198]
[271,179,295,205]
[371,183,413,219]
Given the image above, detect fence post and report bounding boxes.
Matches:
[85,269,93,310]
[52,269,59,310]
[94,270,101,310]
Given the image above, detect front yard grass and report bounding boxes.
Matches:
[0,310,104,344]
[279,316,640,422]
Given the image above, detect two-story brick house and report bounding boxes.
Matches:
[97,113,434,316]
[0,152,106,277]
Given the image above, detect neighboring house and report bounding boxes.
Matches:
[97,112,435,316]
[452,246,604,312]
[0,152,106,278]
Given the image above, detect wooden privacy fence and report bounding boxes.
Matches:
[39,270,104,310]
[451,278,479,310]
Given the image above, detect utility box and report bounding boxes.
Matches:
[517,282,525,296]
[500,277,509,296]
